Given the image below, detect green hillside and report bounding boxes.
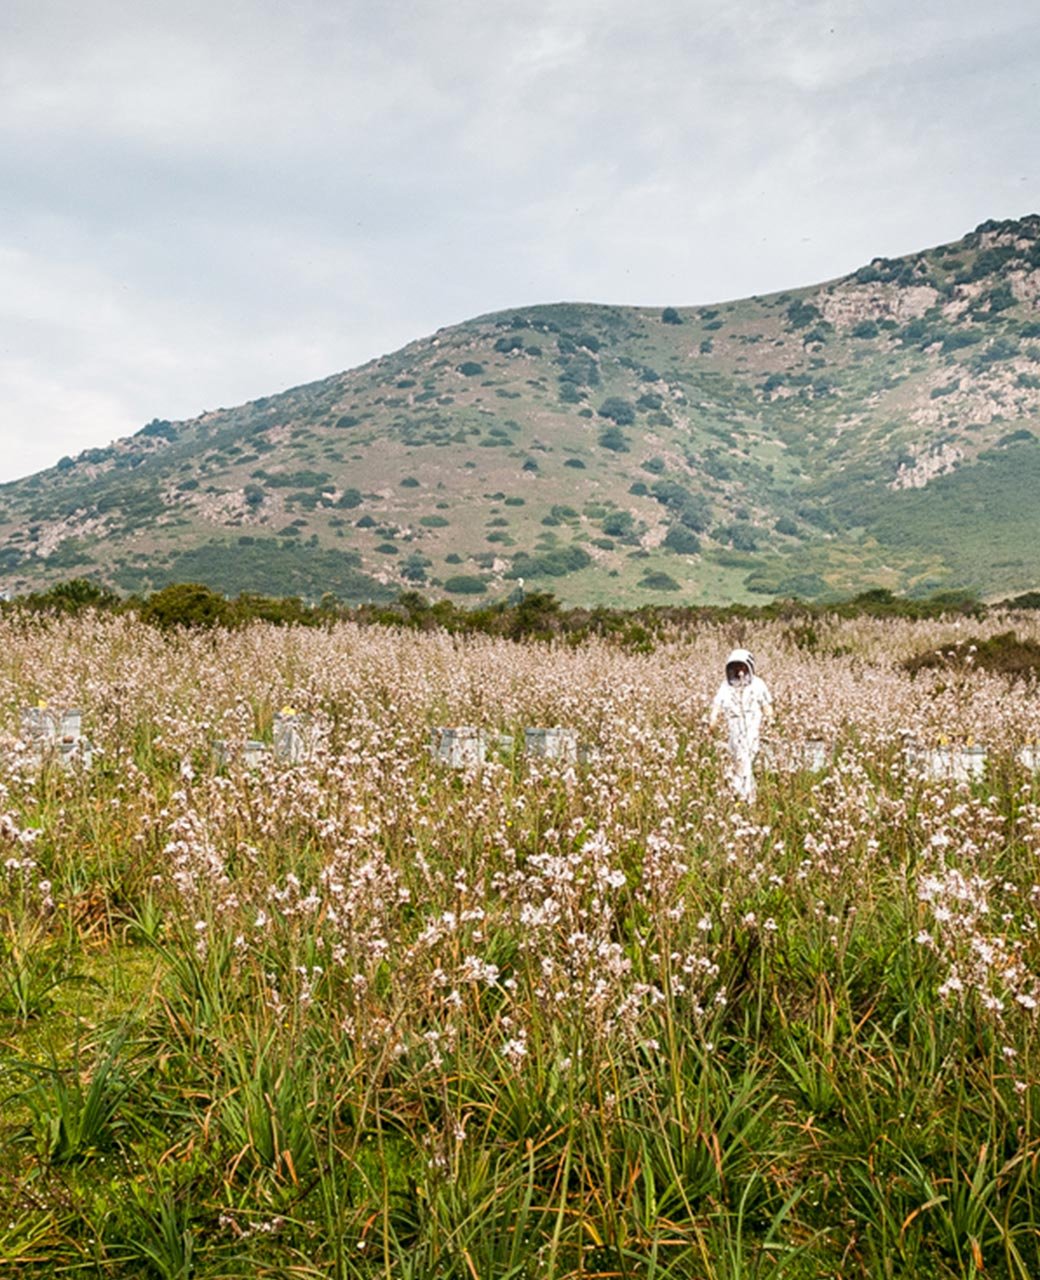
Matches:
[3,215,1040,604]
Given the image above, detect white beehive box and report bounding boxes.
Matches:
[430,727,486,769]
[524,727,579,763]
[273,709,316,764]
[760,738,829,774]
[1017,745,1040,771]
[21,705,92,769]
[22,705,81,744]
[906,743,987,782]
[212,738,270,769]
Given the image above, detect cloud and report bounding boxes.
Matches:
[0,0,1038,480]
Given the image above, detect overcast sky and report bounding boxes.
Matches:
[2,0,1038,483]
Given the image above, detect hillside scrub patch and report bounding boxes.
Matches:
[786,300,822,329]
[253,469,331,489]
[662,525,702,555]
[650,479,712,532]
[639,569,680,590]
[597,396,636,425]
[714,521,760,552]
[903,630,1040,680]
[598,426,631,453]
[443,574,488,594]
[507,545,591,578]
[600,511,635,538]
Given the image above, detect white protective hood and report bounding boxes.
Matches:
[724,648,755,677]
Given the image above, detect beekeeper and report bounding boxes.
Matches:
[708,648,773,802]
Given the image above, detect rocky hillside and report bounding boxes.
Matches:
[3,215,1040,605]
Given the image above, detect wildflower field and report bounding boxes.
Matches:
[3,609,1040,1279]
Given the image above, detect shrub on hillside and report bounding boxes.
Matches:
[507,546,591,579]
[640,571,680,591]
[400,554,430,583]
[714,521,759,552]
[662,526,701,555]
[601,511,635,538]
[598,426,631,452]
[650,479,711,532]
[597,397,636,426]
[141,583,233,630]
[443,575,488,595]
[786,300,821,330]
[139,418,177,441]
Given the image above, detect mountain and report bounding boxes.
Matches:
[4,215,1040,606]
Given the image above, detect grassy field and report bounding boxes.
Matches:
[2,610,1040,1277]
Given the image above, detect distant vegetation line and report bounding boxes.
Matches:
[9,577,1040,649]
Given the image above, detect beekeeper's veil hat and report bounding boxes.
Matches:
[725,648,755,684]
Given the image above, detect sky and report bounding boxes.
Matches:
[2,0,1039,483]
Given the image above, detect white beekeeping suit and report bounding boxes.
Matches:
[709,648,773,802]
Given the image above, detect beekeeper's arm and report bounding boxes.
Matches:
[708,686,724,730]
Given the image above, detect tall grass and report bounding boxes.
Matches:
[1,609,1039,1276]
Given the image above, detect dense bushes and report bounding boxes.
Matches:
[597,397,636,426]
[506,546,592,579]
[7,575,1035,647]
[139,583,234,630]
[903,630,1040,680]
[662,526,702,554]
[442,575,488,595]
[786,300,822,330]
[650,479,712,532]
[598,426,631,452]
[15,578,121,615]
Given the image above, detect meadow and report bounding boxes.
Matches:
[2,608,1040,1278]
